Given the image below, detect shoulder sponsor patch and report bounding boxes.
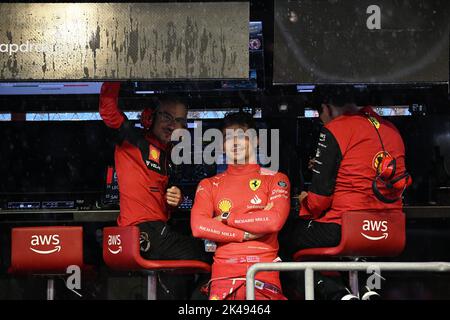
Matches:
[272,188,288,195]
[278,181,288,188]
[319,132,326,142]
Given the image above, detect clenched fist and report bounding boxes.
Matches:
[299,191,308,202]
[166,186,182,207]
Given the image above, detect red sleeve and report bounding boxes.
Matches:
[191,179,245,243]
[299,192,332,219]
[227,173,290,234]
[99,82,125,129]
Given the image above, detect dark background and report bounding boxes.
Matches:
[0,0,449,300]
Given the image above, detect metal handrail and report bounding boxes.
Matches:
[246,261,450,300]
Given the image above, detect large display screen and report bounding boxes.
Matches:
[274,0,449,84]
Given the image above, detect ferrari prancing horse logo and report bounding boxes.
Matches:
[249,179,261,191]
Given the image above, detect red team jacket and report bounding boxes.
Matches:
[191,164,291,289]
[300,106,407,224]
[99,82,171,226]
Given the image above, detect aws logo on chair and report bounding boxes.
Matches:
[29,234,61,255]
[361,220,388,241]
[107,234,122,254]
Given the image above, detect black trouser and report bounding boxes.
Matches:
[138,221,211,262]
[137,221,212,300]
[279,218,349,300]
[279,218,341,258]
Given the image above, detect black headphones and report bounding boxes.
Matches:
[366,114,412,204]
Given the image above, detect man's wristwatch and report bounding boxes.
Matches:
[220,212,230,221]
[243,232,250,241]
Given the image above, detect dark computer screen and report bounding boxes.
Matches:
[274,0,449,84]
[0,121,115,206]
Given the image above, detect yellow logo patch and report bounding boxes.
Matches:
[249,179,261,191]
[372,151,390,172]
[367,116,380,129]
[218,199,233,213]
[149,146,160,163]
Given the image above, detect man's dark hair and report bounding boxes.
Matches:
[221,111,256,131]
[312,85,368,111]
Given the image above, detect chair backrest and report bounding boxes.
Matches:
[103,226,212,273]
[339,211,406,257]
[10,226,83,273]
[103,226,142,270]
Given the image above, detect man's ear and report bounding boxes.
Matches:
[140,107,155,130]
[327,105,334,118]
[324,104,335,119]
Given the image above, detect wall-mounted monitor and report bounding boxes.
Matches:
[274,0,449,84]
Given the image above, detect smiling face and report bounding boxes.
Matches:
[151,101,187,144]
[223,124,258,165]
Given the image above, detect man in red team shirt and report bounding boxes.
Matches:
[280,86,410,300]
[99,82,209,265]
[191,111,291,300]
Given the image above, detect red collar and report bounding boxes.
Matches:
[226,164,260,176]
